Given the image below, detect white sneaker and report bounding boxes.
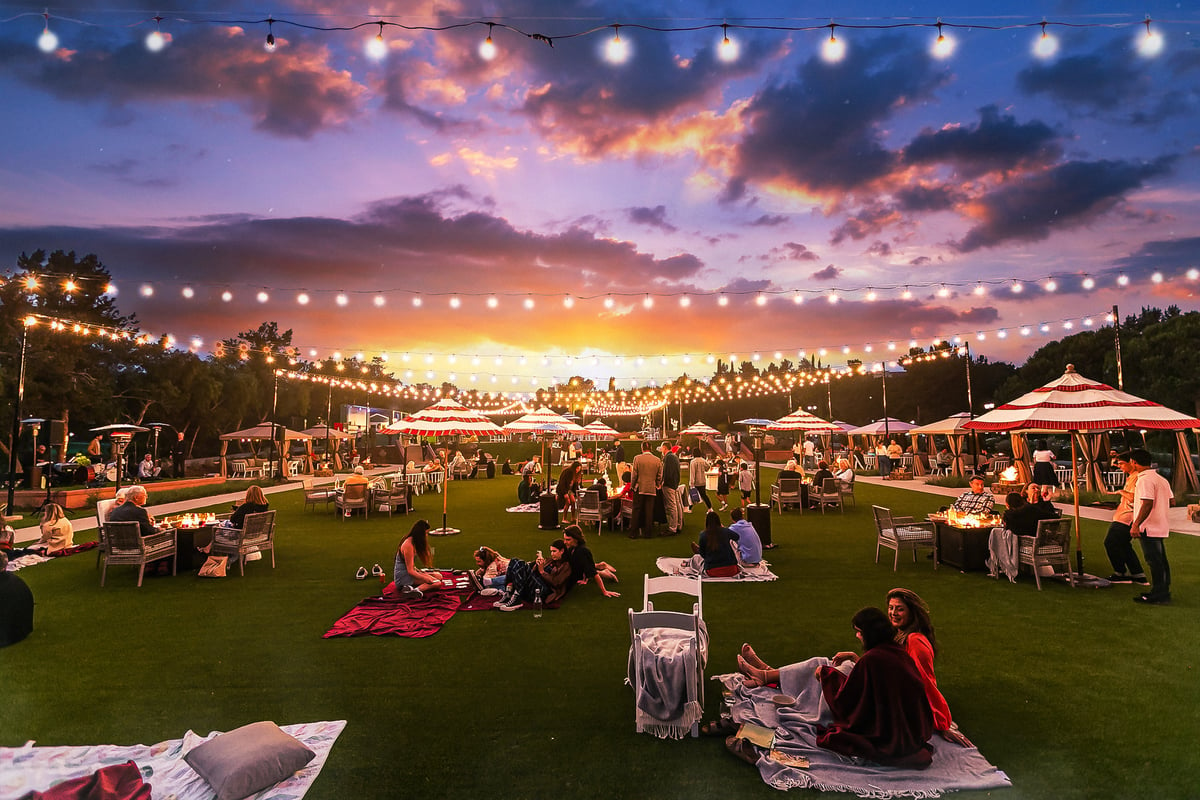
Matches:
[719,503,728,510]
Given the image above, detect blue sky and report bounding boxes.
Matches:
[1,1,1198,389]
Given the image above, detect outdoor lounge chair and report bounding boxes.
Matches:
[770,477,804,514]
[576,488,605,532]
[375,483,411,517]
[872,505,937,571]
[813,477,843,514]
[1018,517,1074,590]
[335,483,369,519]
[100,521,177,587]
[210,510,276,576]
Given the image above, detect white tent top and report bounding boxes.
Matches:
[766,408,841,432]
[504,407,587,434]
[302,425,354,440]
[909,413,975,436]
[583,421,622,438]
[965,365,1200,432]
[220,424,311,441]
[385,399,503,437]
[847,418,918,436]
[679,422,720,436]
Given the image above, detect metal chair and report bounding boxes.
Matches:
[335,482,370,519]
[770,477,804,514]
[210,510,276,576]
[95,498,117,568]
[872,505,937,571]
[1018,517,1075,590]
[100,521,177,587]
[839,475,856,507]
[375,483,411,517]
[302,478,335,512]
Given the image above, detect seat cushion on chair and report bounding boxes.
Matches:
[894,526,931,540]
[184,721,315,800]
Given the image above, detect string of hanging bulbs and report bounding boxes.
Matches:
[11,10,1174,62]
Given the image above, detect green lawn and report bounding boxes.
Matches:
[5,473,1199,799]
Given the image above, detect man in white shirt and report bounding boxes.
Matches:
[137,454,161,480]
[1128,448,1173,605]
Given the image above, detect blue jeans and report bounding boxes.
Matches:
[1104,522,1143,576]
[1138,536,1171,599]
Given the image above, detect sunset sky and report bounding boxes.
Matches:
[1,1,1198,390]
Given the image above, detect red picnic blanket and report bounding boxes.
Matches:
[323,591,463,638]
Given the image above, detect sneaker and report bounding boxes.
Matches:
[480,587,502,597]
[400,585,423,599]
[371,563,385,578]
[1105,573,1133,583]
[493,593,513,608]
[719,503,728,511]
[355,566,368,580]
[467,571,485,593]
[1131,574,1151,586]
[498,596,524,611]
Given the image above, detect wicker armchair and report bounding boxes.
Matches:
[210,510,276,576]
[1018,517,1074,590]
[302,478,335,512]
[813,478,843,514]
[872,505,937,571]
[94,498,118,569]
[335,483,370,520]
[100,521,177,587]
[770,478,804,514]
[375,483,411,517]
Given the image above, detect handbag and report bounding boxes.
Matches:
[198,555,228,577]
[689,487,702,504]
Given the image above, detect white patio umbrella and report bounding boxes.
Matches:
[965,364,1200,574]
[583,420,622,463]
[766,408,841,433]
[390,399,503,534]
[679,421,721,436]
[505,408,587,485]
[847,418,918,436]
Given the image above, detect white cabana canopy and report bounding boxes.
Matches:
[847,418,917,436]
[679,422,721,436]
[220,424,311,441]
[766,408,841,433]
[503,407,587,435]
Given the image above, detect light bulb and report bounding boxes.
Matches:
[1137,19,1164,57]
[931,23,955,59]
[38,26,58,53]
[480,25,496,60]
[367,23,388,59]
[822,27,846,62]
[1033,23,1058,59]
[605,26,629,64]
[717,25,738,62]
[145,30,166,52]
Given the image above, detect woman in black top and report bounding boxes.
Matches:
[230,485,269,528]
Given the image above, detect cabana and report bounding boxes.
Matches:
[218,424,312,479]
[909,413,974,478]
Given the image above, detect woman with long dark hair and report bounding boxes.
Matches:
[394,519,444,598]
[691,510,739,577]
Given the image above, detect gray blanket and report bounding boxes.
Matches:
[720,658,1011,797]
[628,624,708,739]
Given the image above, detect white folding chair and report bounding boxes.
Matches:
[628,608,705,738]
[643,573,703,618]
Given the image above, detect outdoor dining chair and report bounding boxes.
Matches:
[576,488,605,532]
[1018,517,1074,590]
[872,505,937,571]
[100,521,177,587]
[210,510,276,576]
[335,483,370,519]
[814,477,843,514]
[770,477,804,514]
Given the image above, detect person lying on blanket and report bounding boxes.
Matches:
[393,520,445,599]
[492,538,572,612]
[736,607,936,769]
[468,546,509,596]
[689,510,740,578]
[738,587,972,747]
[563,526,620,598]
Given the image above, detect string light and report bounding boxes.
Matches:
[264,17,275,51]
[1033,20,1058,59]
[366,21,387,60]
[479,23,496,60]
[38,13,57,53]
[145,16,168,52]
[931,20,955,59]
[1137,16,1164,57]
[717,23,738,62]
[605,25,629,64]
[822,23,846,62]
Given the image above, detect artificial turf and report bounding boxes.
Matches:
[4,469,1199,799]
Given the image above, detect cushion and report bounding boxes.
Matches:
[183,721,315,800]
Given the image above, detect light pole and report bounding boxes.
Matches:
[962,343,980,458]
[6,320,30,510]
[269,369,280,481]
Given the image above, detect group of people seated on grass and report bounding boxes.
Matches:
[722,587,970,768]
[391,521,620,608]
[688,507,765,576]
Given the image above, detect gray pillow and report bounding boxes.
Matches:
[183,721,315,800]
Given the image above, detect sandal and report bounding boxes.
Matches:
[725,736,760,766]
[701,719,737,737]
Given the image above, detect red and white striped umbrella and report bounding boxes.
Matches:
[965,364,1200,575]
[679,421,721,436]
[766,408,841,433]
[382,399,503,437]
[503,407,588,435]
[583,420,622,438]
[964,365,1200,432]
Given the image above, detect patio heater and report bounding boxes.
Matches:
[5,322,30,511]
[745,427,772,547]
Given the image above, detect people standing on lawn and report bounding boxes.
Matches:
[393,519,445,598]
[555,460,582,523]
[688,453,713,512]
[714,458,731,510]
[629,441,663,539]
[1031,440,1058,489]
[1128,448,1173,605]
[170,432,187,478]
[660,442,683,536]
[737,460,754,508]
[1103,453,1149,586]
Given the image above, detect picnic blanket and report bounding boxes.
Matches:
[628,624,708,740]
[0,720,345,800]
[719,660,1011,797]
[505,503,541,513]
[4,542,98,571]
[324,570,485,637]
[656,556,778,582]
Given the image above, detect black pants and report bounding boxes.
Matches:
[1138,537,1171,599]
[692,485,713,510]
[1104,521,1143,576]
[633,493,657,538]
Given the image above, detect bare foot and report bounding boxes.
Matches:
[740,643,770,671]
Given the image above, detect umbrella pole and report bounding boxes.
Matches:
[1071,435,1083,577]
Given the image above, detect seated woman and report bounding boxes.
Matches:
[741,587,969,747]
[988,490,1058,582]
[468,546,509,596]
[393,519,445,598]
[834,458,855,489]
[776,459,805,483]
[34,503,74,554]
[493,539,573,611]
[737,608,935,768]
[810,460,835,493]
[689,511,740,578]
[562,526,620,597]
[229,485,269,529]
[517,472,540,504]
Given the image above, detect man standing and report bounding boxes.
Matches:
[660,443,682,536]
[1128,449,1173,605]
[689,452,712,512]
[170,432,187,479]
[1103,452,1148,585]
[630,441,663,539]
[803,438,817,470]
